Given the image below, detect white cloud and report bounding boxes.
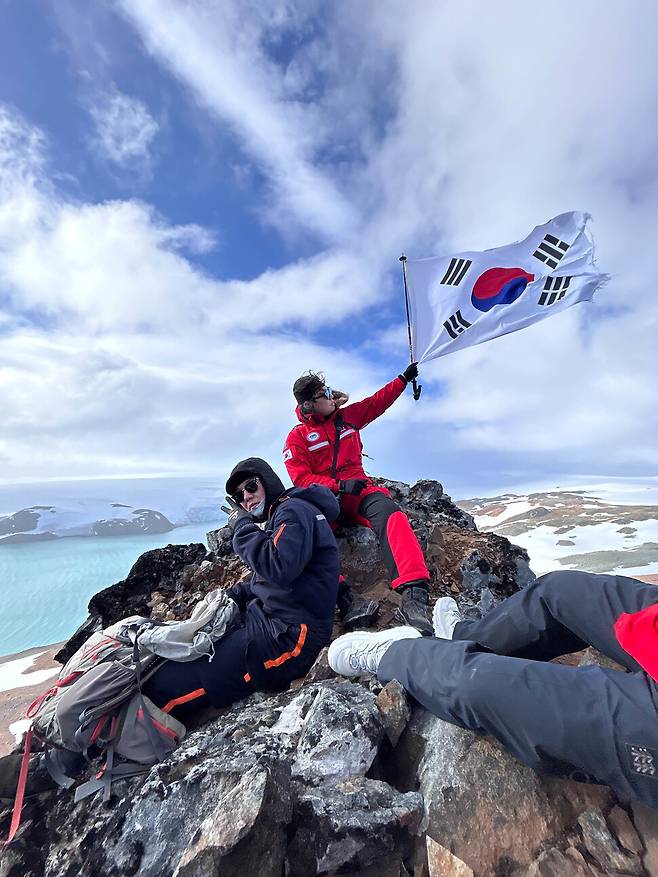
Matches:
[89,89,159,166]
[116,0,359,243]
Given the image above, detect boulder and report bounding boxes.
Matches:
[394,710,614,877]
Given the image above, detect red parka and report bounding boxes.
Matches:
[283,377,406,492]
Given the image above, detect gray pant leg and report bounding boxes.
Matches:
[455,571,658,669]
[379,636,658,808]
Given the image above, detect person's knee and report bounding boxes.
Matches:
[535,569,593,602]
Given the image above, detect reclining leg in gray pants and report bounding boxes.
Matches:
[377,571,658,808]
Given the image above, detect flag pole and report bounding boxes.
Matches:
[399,254,421,401]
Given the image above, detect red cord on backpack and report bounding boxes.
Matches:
[1,727,33,846]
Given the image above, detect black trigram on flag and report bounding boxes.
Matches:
[538,275,572,306]
[443,309,472,339]
[440,257,472,286]
[533,234,570,270]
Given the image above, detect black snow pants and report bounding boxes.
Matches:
[143,611,328,721]
[378,570,658,808]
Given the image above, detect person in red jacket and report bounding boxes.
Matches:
[284,364,433,635]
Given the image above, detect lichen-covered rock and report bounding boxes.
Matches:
[286,776,422,876]
[395,710,614,877]
[578,809,644,875]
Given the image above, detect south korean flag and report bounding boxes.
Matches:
[405,211,608,362]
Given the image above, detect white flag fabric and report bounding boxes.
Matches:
[406,212,608,363]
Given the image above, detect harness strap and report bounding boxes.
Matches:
[329,415,359,481]
[2,726,34,846]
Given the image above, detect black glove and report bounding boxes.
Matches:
[399,362,418,384]
[339,478,368,495]
[220,496,253,534]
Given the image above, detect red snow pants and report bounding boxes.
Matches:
[338,486,429,590]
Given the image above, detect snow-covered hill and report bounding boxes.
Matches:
[0,477,224,544]
[0,503,174,543]
[458,489,658,576]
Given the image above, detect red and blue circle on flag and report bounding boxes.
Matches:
[471,267,535,313]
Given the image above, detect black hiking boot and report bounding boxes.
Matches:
[394,583,433,636]
[337,583,379,631]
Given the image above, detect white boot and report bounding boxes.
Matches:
[432,597,463,639]
[328,626,421,677]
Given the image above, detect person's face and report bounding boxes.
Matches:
[310,386,336,417]
[233,475,266,512]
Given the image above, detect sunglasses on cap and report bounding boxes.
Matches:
[232,477,260,504]
[312,386,333,401]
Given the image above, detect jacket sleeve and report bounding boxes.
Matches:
[284,429,339,492]
[340,377,407,430]
[225,578,254,610]
[231,502,314,587]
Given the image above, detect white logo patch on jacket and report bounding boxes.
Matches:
[283,448,292,462]
[306,432,320,442]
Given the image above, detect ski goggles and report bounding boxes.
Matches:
[232,477,260,504]
[312,386,333,401]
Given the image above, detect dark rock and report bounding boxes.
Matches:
[394,711,613,877]
[286,776,422,876]
[630,800,658,875]
[301,647,337,685]
[578,809,643,875]
[376,680,411,747]
[607,805,643,855]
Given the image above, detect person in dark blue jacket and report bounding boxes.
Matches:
[143,457,340,718]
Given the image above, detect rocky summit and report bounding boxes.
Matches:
[2,478,657,876]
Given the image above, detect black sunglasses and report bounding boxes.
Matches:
[232,477,260,504]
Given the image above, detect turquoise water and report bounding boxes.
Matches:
[0,523,221,657]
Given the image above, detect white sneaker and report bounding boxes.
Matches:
[432,597,463,639]
[328,626,422,677]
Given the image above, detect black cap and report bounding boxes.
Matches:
[293,371,325,405]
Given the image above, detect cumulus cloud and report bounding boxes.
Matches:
[89,89,159,167]
[0,104,386,480]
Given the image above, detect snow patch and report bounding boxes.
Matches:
[0,651,58,692]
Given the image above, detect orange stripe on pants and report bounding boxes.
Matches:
[162,687,207,714]
[263,624,307,669]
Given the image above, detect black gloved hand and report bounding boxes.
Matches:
[400,362,418,384]
[339,478,368,495]
[220,496,253,534]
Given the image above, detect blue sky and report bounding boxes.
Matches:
[0,0,657,499]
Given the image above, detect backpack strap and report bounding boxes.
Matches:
[44,748,76,789]
[1,726,34,847]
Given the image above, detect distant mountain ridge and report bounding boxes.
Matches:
[0,503,174,543]
[458,490,658,576]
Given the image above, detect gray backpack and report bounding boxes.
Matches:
[26,590,238,802]
[27,624,185,804]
